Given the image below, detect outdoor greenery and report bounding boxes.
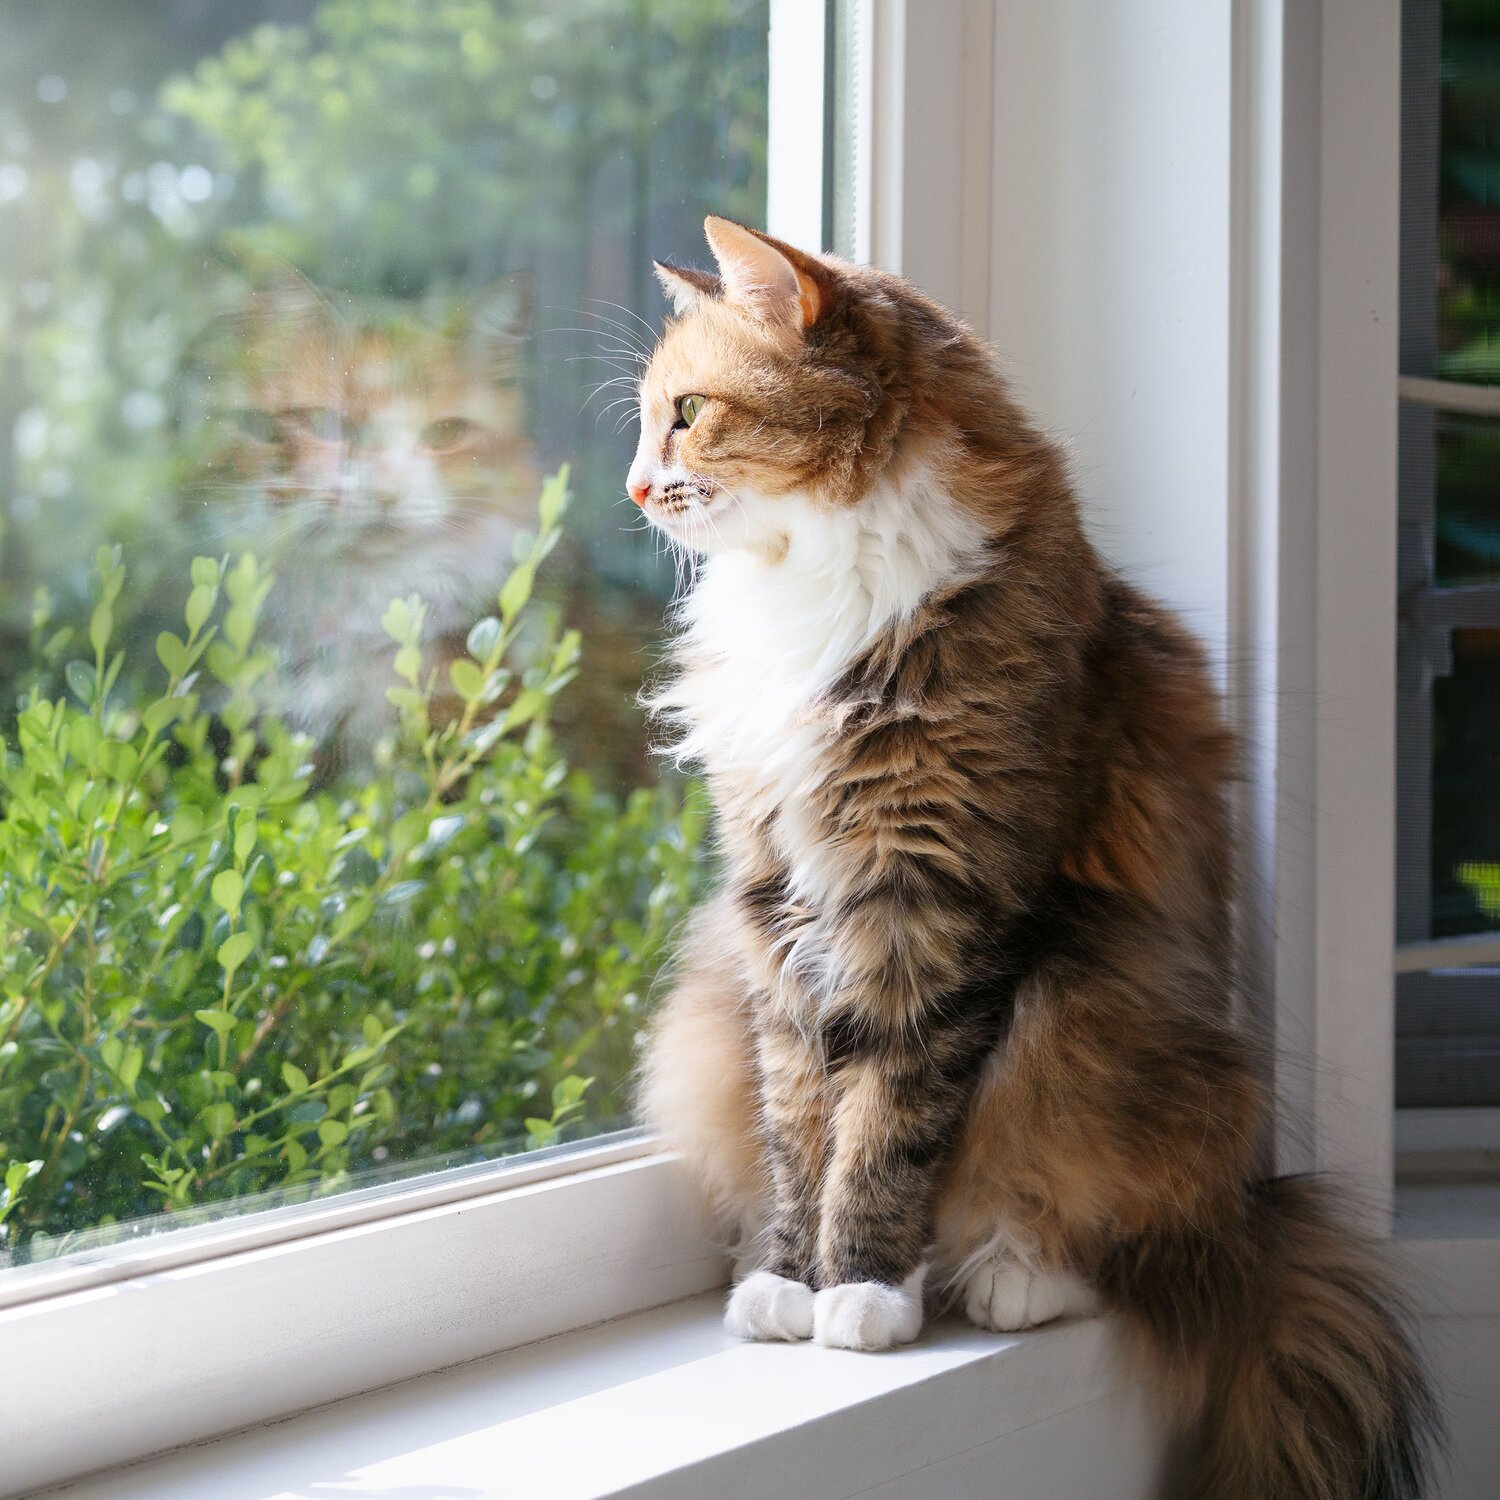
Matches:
[0,0,763,1260]
[0,471,705,1260]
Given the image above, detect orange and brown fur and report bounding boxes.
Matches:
[632,219,1437,1500]
[193,271,539,763]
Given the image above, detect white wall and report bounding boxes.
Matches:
[986,1,1234,665]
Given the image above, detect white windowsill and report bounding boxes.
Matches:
[43,1297,1169,1500]
[1,1147,728,1496]
[27,1197,1500,1500]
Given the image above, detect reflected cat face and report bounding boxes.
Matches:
[185,269,542,763]
[207,272,535,557]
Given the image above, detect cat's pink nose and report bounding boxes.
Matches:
[627,478,650,506]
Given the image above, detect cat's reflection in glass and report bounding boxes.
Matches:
[190,269,537,768]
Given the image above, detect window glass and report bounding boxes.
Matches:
[0,0,770,1266]
[1436,0,1500,383]
[1396,0,1500,1116]
[1433,628,1500,940]
[1433,412,1500,587]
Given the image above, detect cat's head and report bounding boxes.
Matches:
[627,218,911,558]
[210,270,535,554]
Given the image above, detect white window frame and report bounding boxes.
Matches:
[5,4,1496,1495]
[986,0,1408,1213]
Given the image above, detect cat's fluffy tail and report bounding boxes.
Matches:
[1096,1174,1438,1500]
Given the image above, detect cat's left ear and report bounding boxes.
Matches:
[653,260,721,316]
[703,216,830,333]
[462,272,534,350]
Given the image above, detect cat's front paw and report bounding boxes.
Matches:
[724,1269,815,1341]
[962,1257,1098,1332]
[812,1268,925,1351]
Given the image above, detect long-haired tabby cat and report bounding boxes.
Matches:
[193,270,538,764]
[632,219,1437,1500]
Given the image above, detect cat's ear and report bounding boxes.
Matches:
[238,268,341,367]
[702,216,829,332]
[458,273,533,379]
[251,267,340,328]
[652,260,721,316]
[463,272,534,346]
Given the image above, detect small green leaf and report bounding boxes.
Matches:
[88,600,113,656]
[201,1101,236,1137]
[223,554,259,602]
[4,1160,41,1197]
[185,584,216,637]
[217,930,254,974]
[380,597,412,642]
[191,557,220,589]
[119,1045,143,1092]
[385,685,425,713]
[281,1062,310,1095]
[211,870,244,916]
[224,604,256,653]
[537,465,570,529]
[97,739,139,780]
[169,806,204,844]
[502,687,548,731]
[67,716,101,765]
[553,1074,592,1110]
[317,1119,349,1148]
[64,659,96,704]
[380,880,424,906]
[425,813,464,850]
[498,562,535,624]
[394,644,422,683]
[156,632,190,678]
[362,1013,383,1048]
[448,658,486,702]
[194,1009,237,1039]
[233,815,257,863]
[389,807,429,857]
[141,696,184,735]
[466,615,501,661]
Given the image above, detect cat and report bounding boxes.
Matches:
[190,270,539,765]
[632,218,1437,1500]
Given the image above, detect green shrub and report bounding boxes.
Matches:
[0,469,703,1261]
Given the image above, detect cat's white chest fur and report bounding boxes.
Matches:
[659,467,986,904]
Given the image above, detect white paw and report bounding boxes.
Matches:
[963,1258,1098,1332]
[812,1266,926,1351]
[724,1270,815,1341]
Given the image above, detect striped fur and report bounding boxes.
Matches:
[634,218,1438,1495]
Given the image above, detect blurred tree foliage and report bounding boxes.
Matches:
[0,0,767,654]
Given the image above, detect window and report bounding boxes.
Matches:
[1396,0,1500,1138]
[7,6,1498,1495]
[0,0,771,1270]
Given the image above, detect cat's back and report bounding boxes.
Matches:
[1057,572,1236,918]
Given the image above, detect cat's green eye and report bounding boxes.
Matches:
[676,394,706,428]
[421,417,479,451]
[283,407,343,442]
[233,409,278,444]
